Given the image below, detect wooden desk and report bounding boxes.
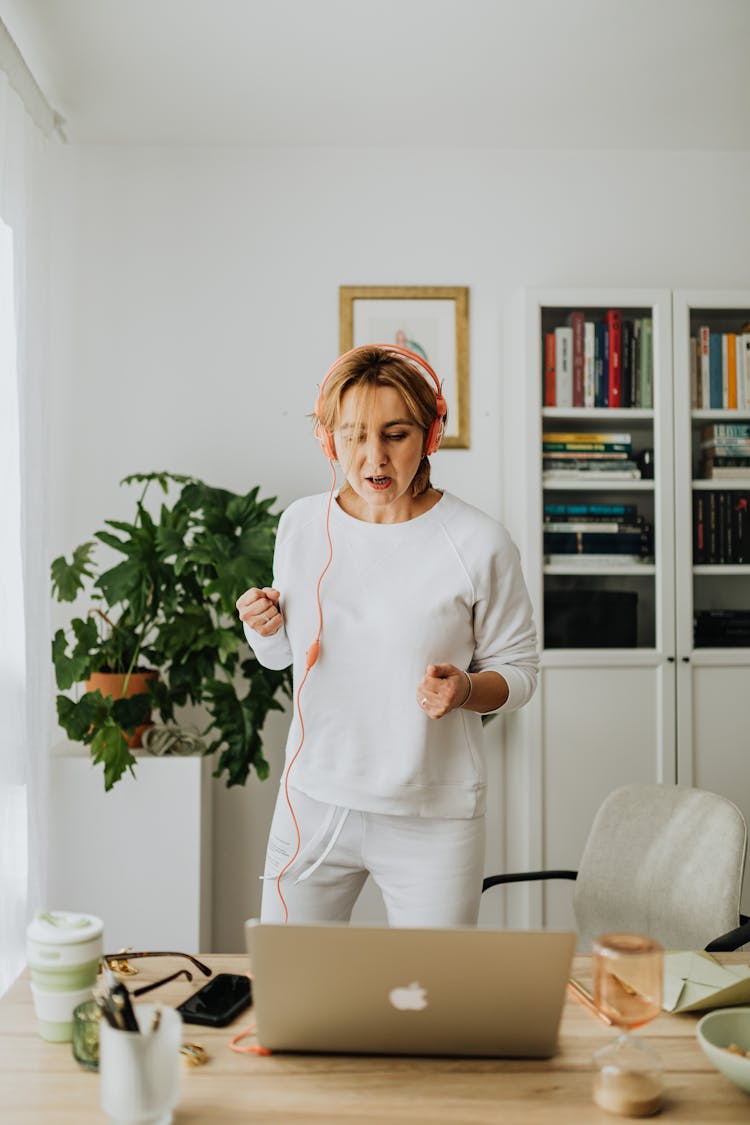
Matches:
[2,954,749,1123]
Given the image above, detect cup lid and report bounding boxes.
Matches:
[27,910,103,945]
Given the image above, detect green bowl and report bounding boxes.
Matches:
[697,1007,750,1094]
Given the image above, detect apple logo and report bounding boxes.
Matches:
[388,981,428,1011]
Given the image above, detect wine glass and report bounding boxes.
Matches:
[591,933,664,1118]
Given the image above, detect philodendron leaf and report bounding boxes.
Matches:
[90,719,136,791]
[50,542,96,602]
[203,680,267,787]
[52,617,98,690]
[111,693,152,731]
[121,471,193,493]
[56,689,111,742]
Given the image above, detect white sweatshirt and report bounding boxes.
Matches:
[245,491,538,819]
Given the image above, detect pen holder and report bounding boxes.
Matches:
[99,1004,182,1125]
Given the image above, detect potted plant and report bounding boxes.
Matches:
[51,471,291,791]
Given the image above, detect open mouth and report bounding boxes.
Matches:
[367,476,392,491]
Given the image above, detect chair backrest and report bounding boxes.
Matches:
[573,783,747,951]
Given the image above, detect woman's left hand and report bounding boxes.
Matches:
[416,664,471,719]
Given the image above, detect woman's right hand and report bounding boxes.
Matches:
[236,587,284,637]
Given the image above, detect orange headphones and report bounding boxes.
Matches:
[313,343,448,461]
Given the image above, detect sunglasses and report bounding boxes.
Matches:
[102,950,213,997]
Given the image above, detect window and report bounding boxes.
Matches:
[0,217,28,995]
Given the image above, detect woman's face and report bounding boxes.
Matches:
[334,384,426,523]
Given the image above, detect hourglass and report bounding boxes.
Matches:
[591,933,664,1118]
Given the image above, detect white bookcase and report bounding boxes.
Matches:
[501,287,749,933]
[673,292,750,910]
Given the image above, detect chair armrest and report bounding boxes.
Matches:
[482,870,578,893]
[705,914,750,953]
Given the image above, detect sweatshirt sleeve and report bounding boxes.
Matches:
[242,507,293,671]
[469,528,539,713]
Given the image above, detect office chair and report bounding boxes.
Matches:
[483,783,749,951]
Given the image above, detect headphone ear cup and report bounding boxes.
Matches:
[317,424,337,461]
[425,394,448,455]
[424,418,441,456]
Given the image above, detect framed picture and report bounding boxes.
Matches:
[339,285,470,449]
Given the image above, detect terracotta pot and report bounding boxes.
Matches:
[84,670,159,749]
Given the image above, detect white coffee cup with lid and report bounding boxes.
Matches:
[26,911,103,1041]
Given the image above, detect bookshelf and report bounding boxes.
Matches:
[502,288,674,934]
[673,292,750,859]
[502,288,750,937]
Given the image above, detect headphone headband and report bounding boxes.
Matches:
[314,343,447,461]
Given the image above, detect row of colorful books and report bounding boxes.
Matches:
[694,609,750,647]
[698,422,750,481]
[543,501,653,566]
[692,491,749,564]
[542,431,642,481]
[542,311,653,409]
[690,328,750,410]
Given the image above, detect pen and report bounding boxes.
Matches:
[567,977,613,1026]
[103,967,140,1032]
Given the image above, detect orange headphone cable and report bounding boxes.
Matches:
[275,457,337,923]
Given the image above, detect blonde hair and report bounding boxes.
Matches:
[316,346,444,497]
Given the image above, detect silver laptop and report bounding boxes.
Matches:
[244,921,575,1058]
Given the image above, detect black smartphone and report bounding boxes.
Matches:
[176,972,252,1027]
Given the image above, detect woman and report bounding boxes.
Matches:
[236,345,538,927]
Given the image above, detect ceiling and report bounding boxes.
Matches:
[3,0,750,149]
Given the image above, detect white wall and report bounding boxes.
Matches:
[49,145,750,950]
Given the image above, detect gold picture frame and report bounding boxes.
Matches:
[339,285,470,449]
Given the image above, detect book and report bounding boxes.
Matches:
[632,319,642,407]
[709,332,723,408]
[743,334,750,410]
[638,317,652,409]
[727,332,738,410]
[543,534,650,555]
[594,321,607,407]
[542,451,631,461]
[702,456,750,468]
[702,423,750,440]
[543,331,556,407]
[699,439,750,452]
[695,609,750,646]
[544,554,652,567]
[543,442,632,454]
[584,320,596,407]
[695,491,750,562]
[544,502,638,519]
[568,311,585,407]
[693,493,706,563]
[542,466,642,481]
[689,336,700,408]
[621,319,633,409]
[543,521,644,533]
[555,326,573,408]
[607,309,622,408]
[702,467,750,480]
[733,494,750,563]
[640,318,653,408]
[542,432,633,443]
[699,326,710,408]
[629,318,640,408]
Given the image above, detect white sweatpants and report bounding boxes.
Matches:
[260,786,486,927]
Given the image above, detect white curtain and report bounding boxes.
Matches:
[0,67,55,995]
